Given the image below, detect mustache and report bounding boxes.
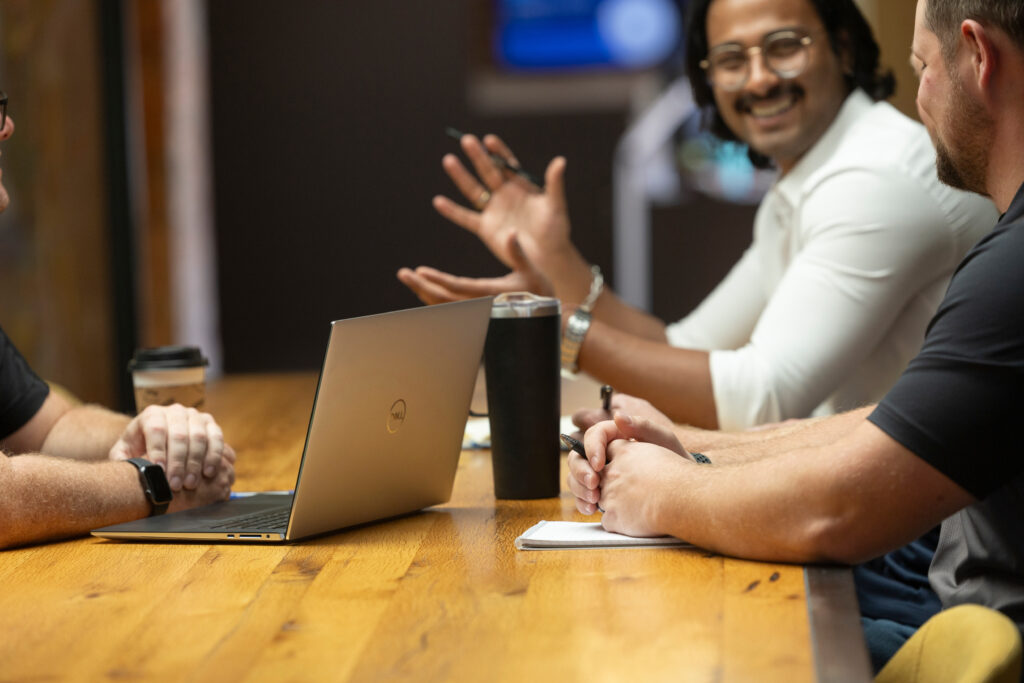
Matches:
[735,83,805,113]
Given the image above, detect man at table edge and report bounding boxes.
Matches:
[0,104,236,550]
[570,0,1024,670]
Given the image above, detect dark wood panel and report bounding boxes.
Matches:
[0,0,117,406]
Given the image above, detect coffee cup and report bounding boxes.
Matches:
[128,345,208,413]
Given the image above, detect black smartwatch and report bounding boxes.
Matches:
[125,458,173,516]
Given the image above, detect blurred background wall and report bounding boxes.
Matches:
[0,0,918,411]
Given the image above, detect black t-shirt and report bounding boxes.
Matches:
[0,325,50,440]
[869,183,1024,627]
[869,184,1024,499]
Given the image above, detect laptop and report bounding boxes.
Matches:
[92,297,493,543]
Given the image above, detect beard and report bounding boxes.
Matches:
[934,73,993,196]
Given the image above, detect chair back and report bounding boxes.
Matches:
[876,604,1022,683]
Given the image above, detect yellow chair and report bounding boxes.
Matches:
[876,604,1022,683]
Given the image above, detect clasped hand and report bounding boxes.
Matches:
[567,411,696,537]
[108,404,236,498]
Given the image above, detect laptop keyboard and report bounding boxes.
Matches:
[209,506,291,531]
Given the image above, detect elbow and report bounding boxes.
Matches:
[796,513,887,566]
[0,504,24,550]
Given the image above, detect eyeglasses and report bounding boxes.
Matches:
[0,91,7,132]
[700,29,816,92]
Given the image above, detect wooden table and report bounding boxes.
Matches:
[0,373,871,682]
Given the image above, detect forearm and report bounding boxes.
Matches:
[700,405,874,464]
[40,404,131,462]
[544,245,667,342]
[0,454,148,549]
[591,291,668,341]
[578,322,718,428]
[650,422,956,563]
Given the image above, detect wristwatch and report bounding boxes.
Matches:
[125,458,173,516]
[560,265,604,374]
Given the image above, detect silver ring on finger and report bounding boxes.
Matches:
[474,189,491,210]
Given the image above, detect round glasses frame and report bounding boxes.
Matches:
[700,29,816,92]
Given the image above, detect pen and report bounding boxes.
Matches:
[445,126,545,188]
[601,384,614,412]
[560,433,587,462]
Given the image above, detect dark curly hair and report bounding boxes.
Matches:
[684,0,895,167]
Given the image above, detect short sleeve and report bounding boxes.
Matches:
[0,325,50,439]
[868,223,1024,499]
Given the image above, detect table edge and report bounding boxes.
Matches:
[805,565,874,683]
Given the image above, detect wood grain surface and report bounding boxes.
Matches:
[0,373,835,682]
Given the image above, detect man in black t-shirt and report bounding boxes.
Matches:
[0,103,236,549]
[566,0,1024,667]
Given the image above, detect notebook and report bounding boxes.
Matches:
[514,521,691,550]
[92,297,493,543]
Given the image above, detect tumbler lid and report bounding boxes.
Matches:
[489,292,561,318]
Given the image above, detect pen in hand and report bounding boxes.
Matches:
[561,433,604,514]
[560,433,587,463]
[445,127,545,188]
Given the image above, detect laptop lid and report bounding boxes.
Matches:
[91,297,492,542]
[284,297,491,540]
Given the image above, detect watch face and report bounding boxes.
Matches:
[143,466,173,504]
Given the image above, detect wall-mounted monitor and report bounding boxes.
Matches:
[493,0,683,72]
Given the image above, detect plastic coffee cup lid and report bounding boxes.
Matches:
[128,345,209,372]
[490,292,561,318]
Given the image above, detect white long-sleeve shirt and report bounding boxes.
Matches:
[665,90,998,430]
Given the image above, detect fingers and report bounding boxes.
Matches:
[571,407,610,432]
[612,413,686,456]
[503,233,533,274]
[461,134,506,191]
[582,420,624,471]
[397,267,464,305]
[545,156,568,214]
[164,406,190,490]
[108,417,145,462]
[133,404,230,493]
[201,415,225,480]
[432,195,483,235]
[135,406,170,470]
[482,134,520,168]
[413,266,514,298]
[566,449,601,515]
[442,153,493,210]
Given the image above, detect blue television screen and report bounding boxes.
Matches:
[495,0,683,71]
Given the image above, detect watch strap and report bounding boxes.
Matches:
[578,265,604,313]
[560,308,592,374]
[126,457,172,516]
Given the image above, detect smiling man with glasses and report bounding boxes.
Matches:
[401,0,995,439]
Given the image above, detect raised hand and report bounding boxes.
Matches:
[432,133,572,275]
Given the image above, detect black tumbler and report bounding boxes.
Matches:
[484,293,562,499]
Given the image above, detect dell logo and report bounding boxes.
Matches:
[386,399,407,434]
